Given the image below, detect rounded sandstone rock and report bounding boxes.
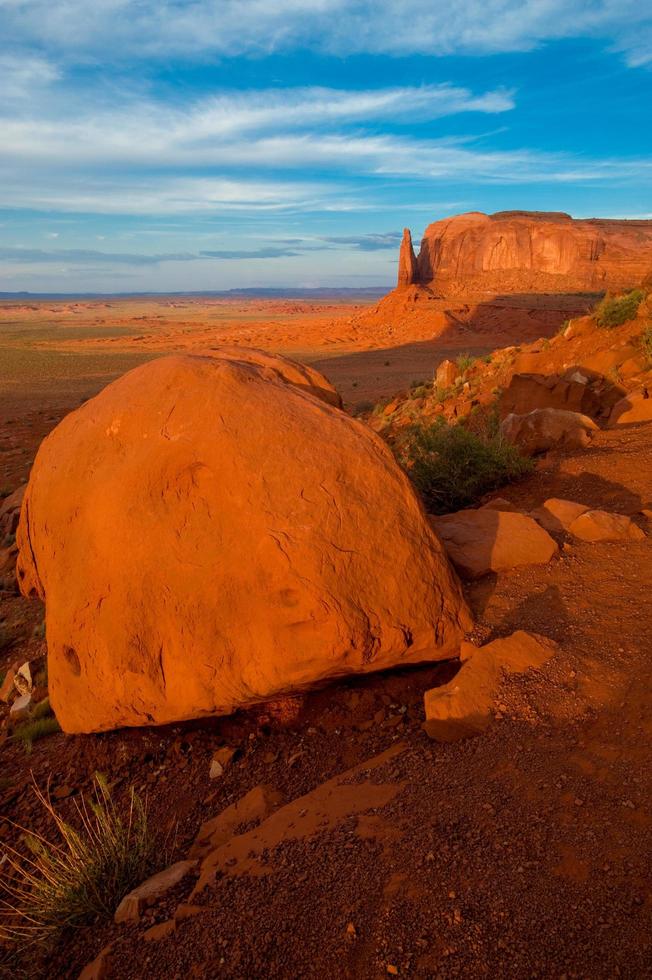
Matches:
[17,351,471,733]
[500,407,598,456]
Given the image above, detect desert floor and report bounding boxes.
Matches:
[1,295,650,978]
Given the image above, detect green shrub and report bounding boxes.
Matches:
[0,775,165,945]
[456,353,475,373]
[595,289,644,329]
[641,325,652,364]
[397,418,533,515]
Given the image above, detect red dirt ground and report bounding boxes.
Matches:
[0,295,651,979]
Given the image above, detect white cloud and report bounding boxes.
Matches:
[0,84,514,165]
[0,0,650,64]
[0,52,60,100]
[1,79,648,216]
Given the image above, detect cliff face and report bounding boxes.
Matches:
[400,211,652,295]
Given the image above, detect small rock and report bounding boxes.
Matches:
[609,388,652,425]
[9,693,32,723]
[501,408,598,456]
[0,662,19,703]
[530,498,589,534]
[14,661,33,696]
[114,860,197,924]
[78,943,113,980]
[431,510,557,579]
[423,632,557,741]
[143,919,176,942]
[568,510,645,542]
[209,746,236,779]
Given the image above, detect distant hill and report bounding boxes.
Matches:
[0,287,389,301]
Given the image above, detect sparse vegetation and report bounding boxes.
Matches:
[0,775,163,945]
[410,383,431,399]
[456,353,475,373]
[397,417,533,514]
[641,325,652,364]
[595,289,644,329]
[12,716,61,753]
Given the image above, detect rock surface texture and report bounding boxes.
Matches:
[398,211,652,295]
[16,350,471,733]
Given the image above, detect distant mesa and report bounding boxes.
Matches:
[397,210,652,295]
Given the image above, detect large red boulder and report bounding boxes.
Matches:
[16,350,471,733]
[204,345,342,408]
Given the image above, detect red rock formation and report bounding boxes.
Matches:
[397,228,418,287]
[16,349,471,733]
[400,211,652,294]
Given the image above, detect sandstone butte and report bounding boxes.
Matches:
[397,210,652,295]
[15,348,472,734]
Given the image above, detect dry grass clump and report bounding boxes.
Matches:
[0,775,162,946]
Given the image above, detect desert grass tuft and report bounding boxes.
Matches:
[0,775,164,946]
[12,716,61,754]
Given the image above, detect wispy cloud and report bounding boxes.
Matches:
[0,232,404,266]
[0,84,515,165]
[1,0,650,65]
[1,75,649,219]
[320,232,403,250]
[0,246,198,265]
[0,52,61,101]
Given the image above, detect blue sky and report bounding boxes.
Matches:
[1,0,651,292]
